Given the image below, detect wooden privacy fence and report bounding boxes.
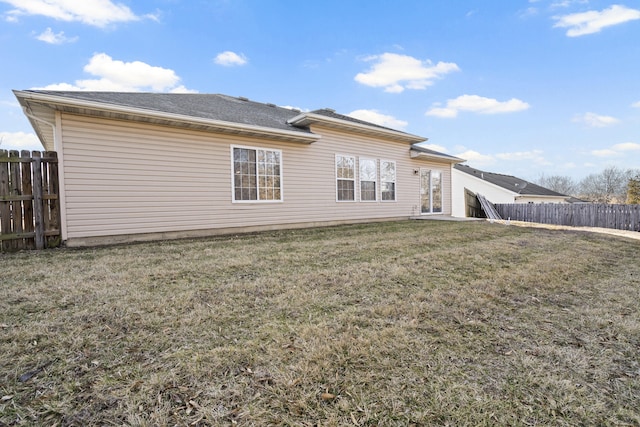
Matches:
[495,203,640,232]
[0,150,61,251]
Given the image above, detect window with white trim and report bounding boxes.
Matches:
[359,158,377,201]
[232,146,282,202]
[380,160,396,201]
[336,155,356,201]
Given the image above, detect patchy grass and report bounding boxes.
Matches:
[1,220,639,426]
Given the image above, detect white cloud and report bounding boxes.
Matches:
[455,148,551,168]
[0,100,18,108]
[280,106,307,112]
[613,142,640,151]
[1,0,147,27]
[347,109,408,129]
[553,4,640,37]
[550,0,588,9]
[632,101,640,108]
[354,53,460,93]
[520,7,539,18]
[214,51,248,67]
[35,53,196,93]
[0,131,42,151]
[454,150,496,167]
[496,150,550,165]
[591,142,640,157]
[426,95,530,118]
[35,27,77,44]
[418,143,449,153]
[573,112,620,127]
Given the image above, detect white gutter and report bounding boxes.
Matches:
[410,149,464,164]
[21,106,52,150]
[14,90,321,144]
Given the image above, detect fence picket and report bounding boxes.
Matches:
[0,151,10,251]
[9,150,22,250]
[21,150,34,249]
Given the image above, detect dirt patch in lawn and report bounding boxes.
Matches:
[508,220,640,241]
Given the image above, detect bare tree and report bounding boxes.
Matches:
[627,173,640,204]
[578,166,636,203]
[535,174,578,196]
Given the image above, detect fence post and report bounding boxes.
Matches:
[21,150,34,249]
[9,150,23,250]
[32,152,45,250]
[46,151,60,248]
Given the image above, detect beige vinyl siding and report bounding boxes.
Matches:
[60,114,452,241]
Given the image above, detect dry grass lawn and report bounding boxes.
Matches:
[1,220,639,426]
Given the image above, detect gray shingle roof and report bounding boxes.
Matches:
[311,108,412,134]
[454,164,568,197]
[23,91,311,134]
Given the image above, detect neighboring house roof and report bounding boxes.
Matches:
[13,90,432,149]
[454,164,568,197]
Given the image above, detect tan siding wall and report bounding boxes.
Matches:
[60,115,452,241]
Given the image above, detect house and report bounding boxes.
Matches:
[452,163,569,218]
[14,90,463,247]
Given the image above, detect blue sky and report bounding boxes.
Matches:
[1,0,639,181]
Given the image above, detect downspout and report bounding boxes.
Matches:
[54,111,68,243]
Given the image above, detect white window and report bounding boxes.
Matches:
[336,155,356,201]
[232,146,282,202]
[359,158,377,202]
[380,160,396,201]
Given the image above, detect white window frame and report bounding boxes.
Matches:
[380,160,397,202]
[359,158,378,202]
[335,154,356,202]
[231,145,283,203]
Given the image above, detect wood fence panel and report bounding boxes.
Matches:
[0,152,10,251]
[43,152,60,248]
[10,151,23,251]
[495,203,640,232]
[0,149,61,252]
[21,150,34,250]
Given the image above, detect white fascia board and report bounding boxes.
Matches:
[14,90,321,144]
[410,150,464,164]
[288,112,426,143]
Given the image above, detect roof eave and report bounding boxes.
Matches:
[14,90,321,144]
[410,149,464,164]
[288,112,426,144]
[22,114,50,150]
